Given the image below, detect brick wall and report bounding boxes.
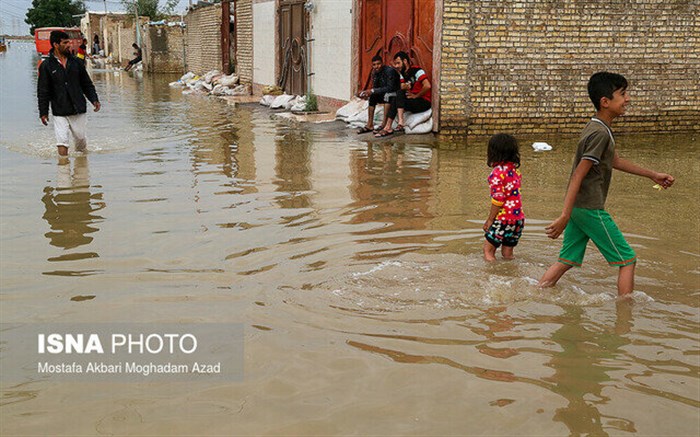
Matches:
[101,14,143,64]
[236,0,253,84]
[439,0,700,135]
[143,25,185,73]
[184,3,223,74]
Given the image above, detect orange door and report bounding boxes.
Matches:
[358,0,435,91]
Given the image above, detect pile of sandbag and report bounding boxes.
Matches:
[259,93,305,111]
[335,96,433,135]
[169,70,247,97]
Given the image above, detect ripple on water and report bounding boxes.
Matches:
[295,253,655,319]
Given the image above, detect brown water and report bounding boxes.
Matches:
[1,42,699,435]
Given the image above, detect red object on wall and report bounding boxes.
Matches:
[358,0,435,91]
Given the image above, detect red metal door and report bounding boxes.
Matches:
[358,0,434,92]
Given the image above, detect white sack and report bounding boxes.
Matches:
[336,97,368,120]
[405,117,433,134]
[260,95,276,106]
[404,109,432,129]
[271,94,296,109]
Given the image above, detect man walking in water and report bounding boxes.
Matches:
[38,30,100,157]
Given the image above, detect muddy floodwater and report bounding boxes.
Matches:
[1,42,699,435]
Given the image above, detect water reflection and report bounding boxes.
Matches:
[348,141,434,231]
[274,126,313,209]
[546,302,635,436]
[41,156,105,259]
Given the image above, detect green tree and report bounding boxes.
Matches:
[121,0,179,21]
[25,0,86,35]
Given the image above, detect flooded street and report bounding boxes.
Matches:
[1,41,699,435]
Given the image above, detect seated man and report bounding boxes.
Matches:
[124,43,142,71]
[356,55,400,134]
[376,51,432,137]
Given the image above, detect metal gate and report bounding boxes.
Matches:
[278,0,308,96]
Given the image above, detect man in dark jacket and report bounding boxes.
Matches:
[356,55,400,134]
[38,30,101,157]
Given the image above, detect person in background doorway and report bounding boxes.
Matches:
[124,43,142,71]
[92,34,100,55]
[356,55,401,135]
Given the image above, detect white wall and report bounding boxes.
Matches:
[308,0,353,101]
[253,1,276,86]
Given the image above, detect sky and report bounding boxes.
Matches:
[0,0,192,35]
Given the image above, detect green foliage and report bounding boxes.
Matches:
[122,0,179,21]
[305,89,318,112]
[25,0,86,35]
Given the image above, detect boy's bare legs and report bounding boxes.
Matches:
[57,145,68,157]
[483,240,497,262]
[617,263,635,297]
[538,262,572,287]
[501,246,515,260]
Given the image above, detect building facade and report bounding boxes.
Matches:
[246,0,698,133]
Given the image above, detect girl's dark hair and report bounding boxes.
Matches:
[487,133,520,167]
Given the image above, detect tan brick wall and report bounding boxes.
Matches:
[184,3,223,74]
[143,25,185,73]
[236,0,254,84]
[439,0,700,135]
[101,15,146,64]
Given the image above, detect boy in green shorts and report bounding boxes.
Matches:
[538,72,675,297]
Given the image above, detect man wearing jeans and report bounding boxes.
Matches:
[38,30,101,157]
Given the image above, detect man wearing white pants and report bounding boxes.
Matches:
[38,30,100,157]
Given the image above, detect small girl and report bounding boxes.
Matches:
[483,133,524,261]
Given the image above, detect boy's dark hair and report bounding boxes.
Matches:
[393,51,410,63]
[132,43,139,48]
[487,133,520,168]
[50,30,70,47]
[588,72,628,110]
[371,55,382,63]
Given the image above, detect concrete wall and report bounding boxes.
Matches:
[80,12,103,54]
[184,3,223,74]
[142,24,185,73]
[236,0,254,84]
[308,0,352,101]
[253,0,275,86]
[100,14,147,64]
[439,0,700,135]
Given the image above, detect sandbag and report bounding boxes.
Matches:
[291,95,307,112]
[346,106,384,125]
[227,84,250,96]
[211,84,227,96]
[179,72,195,82]
[203,70,222,84]
[405,117,433,134]
[404,109,432,129]
[260,95,276,106]
[263,85,283,96]
[217,74,239,87]
[336,97,367,120]
[271,94,296,109]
